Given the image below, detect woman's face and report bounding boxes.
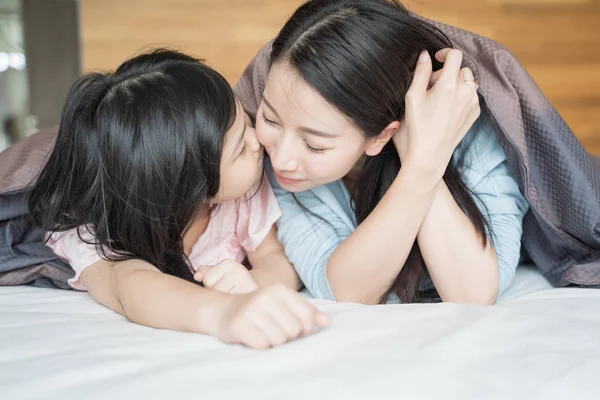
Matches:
[256,61,370,192]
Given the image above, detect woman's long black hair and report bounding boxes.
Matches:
[271,0,490,303]
[29,49,236,283]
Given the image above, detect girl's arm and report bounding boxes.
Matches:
[80,259,328,348]
[80,258,229,333]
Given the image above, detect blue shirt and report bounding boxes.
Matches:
[267,111,529,302]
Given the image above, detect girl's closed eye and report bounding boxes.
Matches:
[238,119,253,157]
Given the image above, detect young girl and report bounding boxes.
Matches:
[28,49,329,349]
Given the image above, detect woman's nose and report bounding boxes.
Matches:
[270,135,299,171]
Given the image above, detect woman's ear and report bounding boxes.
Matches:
[364,120,401,156]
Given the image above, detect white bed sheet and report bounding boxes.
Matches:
[1,265,599,400]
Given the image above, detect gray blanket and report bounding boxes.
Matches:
[0,188,73,289]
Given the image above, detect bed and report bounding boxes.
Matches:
[1,265,599,400]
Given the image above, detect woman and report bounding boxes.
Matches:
[242,0,529,305]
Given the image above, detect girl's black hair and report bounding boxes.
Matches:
[29,49,236,283]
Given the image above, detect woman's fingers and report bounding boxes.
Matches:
[435,49,463,85]
[407,50,433,99]
[429,69,443,89]
[435,49,478,91]
[411,49,476,95]
[459,67,478,90]
[434,48,453,63]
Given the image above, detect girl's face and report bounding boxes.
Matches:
[214,100,264,202]
[256,62,379,193]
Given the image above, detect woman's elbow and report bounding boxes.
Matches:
[443,280,499,306]
[449,255,502,306]
[326,275,383,305]
[325,266,382,305]
[461,290,498,306]
[331,290,381,305]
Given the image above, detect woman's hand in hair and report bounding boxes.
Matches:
[213,284,330,349]
[426,53,479,92]
[195,260,259,295]
[401,48,480,180]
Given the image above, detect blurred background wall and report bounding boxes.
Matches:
[2,0,599,153]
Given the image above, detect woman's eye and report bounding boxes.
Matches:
[262,114,278,126]
[304,140,325,154]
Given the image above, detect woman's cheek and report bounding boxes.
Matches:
[311,153,352,184]
[255,123,275,154]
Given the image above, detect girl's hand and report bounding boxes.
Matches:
[195,259,259,294]
[393,48,480,178]
[214,284,330,349]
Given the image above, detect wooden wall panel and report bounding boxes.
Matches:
[81,0,600,153]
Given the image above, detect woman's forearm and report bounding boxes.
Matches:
[417,181,499,305]
[326,166,440,304]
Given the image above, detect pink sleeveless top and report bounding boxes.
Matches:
[47,177,281,290]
